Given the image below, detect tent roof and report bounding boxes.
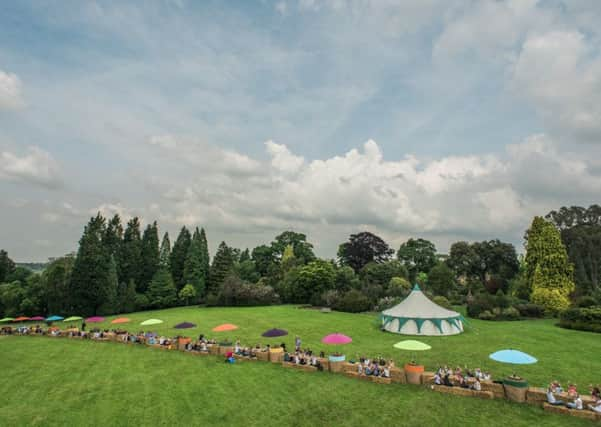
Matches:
[381,285,460,319]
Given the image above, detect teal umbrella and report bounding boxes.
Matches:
[489,350,537,365]
[45,315,64,322]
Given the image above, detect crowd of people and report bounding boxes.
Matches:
[546,381,601,413]
[433,365,492,391]
[2,324,600,418]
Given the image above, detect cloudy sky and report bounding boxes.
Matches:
[1,0,601,261]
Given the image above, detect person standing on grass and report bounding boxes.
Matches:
[295,336,301,352]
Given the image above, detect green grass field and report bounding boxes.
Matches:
[1,305,599,426]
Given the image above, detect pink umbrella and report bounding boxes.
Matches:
[30,316,45,321]
[86,316,105,323]
[321,333,352,345]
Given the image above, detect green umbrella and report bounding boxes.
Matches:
[393,340,431,351]
[64,316,83,322]
[140,319,163,326]
[393,340,431,364]
[0,317,15,323]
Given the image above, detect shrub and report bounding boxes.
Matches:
[558,306,601,333]
[333,289,372,313]
[514,303,545,318]
[432,296,452,310]
[374,296,402,312]
[576,296,598,308]
[501,306,520,320]
[479,310,494,320]
[531,287,571,314]
[319,290,341,308]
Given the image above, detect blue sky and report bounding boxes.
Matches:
[1,0,601,261]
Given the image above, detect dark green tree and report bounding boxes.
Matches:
[0,249,16,283]
[117,279,137,313]
[199,228,210,284]
[270,231,316,265]
[397,238,437,281]
[140,221,160,292]
[251,245,275,276]
[159,232,171,269]
[337,231,393,272]
[427,262,456,297]
[170,226,191,290]
[183,228,207,297]
[43,255,75,315]
[69,214,115,315]
[147,268,177,308]
[119,217,142,291]
[208,241,235,294]
[103,214,123,275]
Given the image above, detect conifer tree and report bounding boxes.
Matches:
[199,228,210,284]
[183,228,206,297]
[525,216,575,313]
[117,279,137,313]
[159,232,171,269]
[208,241,235,294]
[119,217,143,291]
[147,268,177,308]
[69,214,114,315]
[103,214,123,275]
[170,226,191,290]
[140,221,160,293]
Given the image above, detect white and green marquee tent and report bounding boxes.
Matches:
[381,285,464,336]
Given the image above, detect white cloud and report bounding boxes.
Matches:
[0,69,25,110]
[148,135,177,149]
[265,140,304,173]
[0,146,62,188]
[275,1,288,15]
[511,30,601,140]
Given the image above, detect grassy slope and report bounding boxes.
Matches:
[0,337,594,427]
[59,305,601,387]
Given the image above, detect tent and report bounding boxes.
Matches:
[380,285,464,336]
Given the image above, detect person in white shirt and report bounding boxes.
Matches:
[588,399,601,413]
[546,387,564,406]
[472,379,482,391]
[567,394,583,410]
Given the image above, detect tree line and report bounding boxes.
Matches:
[1,204,600,318]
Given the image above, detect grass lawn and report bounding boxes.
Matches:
[0,337,596,426]
[49,304,601,387]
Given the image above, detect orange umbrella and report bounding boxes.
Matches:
[212,323,238,332]
[111,317,131,324]
[14,316,30,322]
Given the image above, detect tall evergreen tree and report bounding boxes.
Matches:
[239,248,251,263]
[43,255,75,315]
[183,228,206,297]
[159,232,171,269]
[208,241,235,294]
[103,214,123,276]
[69,214,114,315]
[170,226,191,290]
[147,268,177,308]
[119,217,143,291]
[525,216,575,313]
[117,279,137,313]
[199,228,210,284]
[0,249,16,283]
[140,221,160,293]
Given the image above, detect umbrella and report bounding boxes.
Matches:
[174,322,196,329]
[321,333,352,345]
[393,340,431,364]
[111,317,131,324]
[0,317,15,323]
[86,316,105,323]
[489,350,537,365]
[262,328,288,338]
[45,315,64,322]
[30,316,45,321]
[212,323,238,332]
[64,316,83,322]
[14,316,30,322]
[393,340,432,351]
[140,319,163,326]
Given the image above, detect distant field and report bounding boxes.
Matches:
[0,337,595,426]
[33,304,601,388]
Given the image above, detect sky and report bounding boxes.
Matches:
[1,0,601,262]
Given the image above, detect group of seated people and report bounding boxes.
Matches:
[547,381,601,413]
[353,356,395,378]
[433,365,491,391]
[283,348,324,370]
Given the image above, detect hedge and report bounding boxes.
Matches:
[558,306,601,333]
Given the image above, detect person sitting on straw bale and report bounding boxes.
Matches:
[551,380,563,393]
[234,339,241,354]
[566,393,583,410]
[472,378,482,391]
[443,372,453,387]
[382,366,390,378]
[588,397,601,413]
[357,363,363,375]
[434,372,442,385]
[547,386,564,406]
[567,383,578,398]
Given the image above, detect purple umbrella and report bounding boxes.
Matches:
[174,322,197,329]
[86,316,105,323]
[261,328,288,338]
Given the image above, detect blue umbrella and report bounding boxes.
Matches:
[489,349,537,365]
[45,315,65,322]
